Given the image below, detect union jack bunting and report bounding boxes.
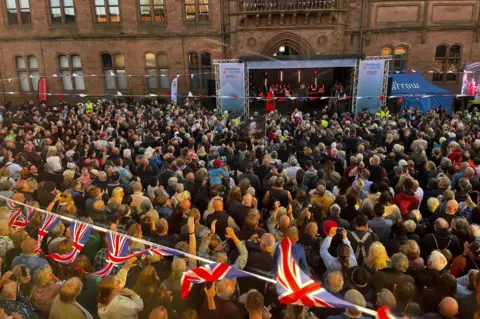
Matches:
[276,238,397,319]
[34,212,61,254]
[7,200,35,231]
[90,231,145,277]
[145,245,183,257]
[47,221,92,264]
[180,262,253,299]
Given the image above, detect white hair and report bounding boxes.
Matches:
[393,144,403,153]
[123,149,131,159]
[329,204,341,216]
[428,250,448,271]
[217,279,235,300]
[369,155,380,166]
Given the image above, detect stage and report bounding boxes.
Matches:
[213,54,390,115]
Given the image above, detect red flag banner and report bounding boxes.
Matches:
[38,77,47,102]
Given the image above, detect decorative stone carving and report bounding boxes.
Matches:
[305,12,309,24]
[317,35,327,45]
[268,13,272,25]
[280,13,284,25]
[247,37,256,48]
[292,13,297,25]
[255,14,260,26]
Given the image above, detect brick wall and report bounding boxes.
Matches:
[0,0,479,103]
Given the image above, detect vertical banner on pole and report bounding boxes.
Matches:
[220,63,245,114]
[38,77,47,102]
[171,76,178,105]
[357,60,385,113]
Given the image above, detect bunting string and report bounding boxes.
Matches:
[0,68,478,84]
[0,196,271,282]
[1,71,214,83]
[0,90,476,101]
[0,196,391,317]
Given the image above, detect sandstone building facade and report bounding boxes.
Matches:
[0,0,477,102]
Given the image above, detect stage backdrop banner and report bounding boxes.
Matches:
[220,63,245,113]
[357,60,385,113]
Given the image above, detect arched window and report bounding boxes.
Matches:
[145,52,169,90]
[381,46,407,72]
[433,45,461,82]
[200,52,211,90]
[58,54,85,91]
[188,52,211,90]
[16,55,39,91]
[188,52,200,89]
[102,53,127,90]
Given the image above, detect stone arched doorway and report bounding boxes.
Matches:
[260,32,315,56]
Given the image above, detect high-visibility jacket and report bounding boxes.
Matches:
[86,102,93,113]
[379,110,389,119]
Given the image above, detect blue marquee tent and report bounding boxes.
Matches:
[389,73,453,113]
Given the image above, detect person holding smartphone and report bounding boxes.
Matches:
[320,226,358,277]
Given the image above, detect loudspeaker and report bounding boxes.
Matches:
[207,79,215,96]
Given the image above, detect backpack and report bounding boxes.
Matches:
[351,232,371,261]
[302,238,322,268]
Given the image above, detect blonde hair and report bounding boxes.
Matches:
[107,187,124,205]
[0,167,10,178]
[400,240,421,260]
[365,242,390,271]
[0,220,10,235]
[60,277,82,303]
[33,265,53,288]
[46,147,58,158]
[169,257,186,280]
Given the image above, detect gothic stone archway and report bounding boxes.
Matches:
[260,32,315,56]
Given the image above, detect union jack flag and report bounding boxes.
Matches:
[145,245,183,258]
[276,238,397,319]
[6,200,35,231]
[47,221,92,264]
[90,231,145,277]
[34,212,61,254]
[180,262,253,299]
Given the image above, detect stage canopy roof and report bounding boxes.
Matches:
[239,54,364,69]
[389,73,453,113]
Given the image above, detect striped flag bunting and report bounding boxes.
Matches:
[47,221,92,264]
[7,199,35,231]
[180,263,253,299]
[276,238,397,319]
[34,212,61,254]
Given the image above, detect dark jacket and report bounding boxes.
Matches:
[420,230,462,259]
[206,211,231,241]
[237,251,273,294]
[238,172,261,195]
[373,268,416,293]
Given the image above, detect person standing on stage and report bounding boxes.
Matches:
[266,86,275,113]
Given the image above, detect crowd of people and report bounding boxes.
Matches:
[0,97,477,319]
